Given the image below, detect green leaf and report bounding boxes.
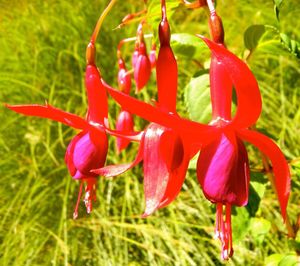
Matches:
[244,25,266,50]
[184,73,212,124]
[280,33,300,59]
[246,181,266,217]
[171,33,207,57]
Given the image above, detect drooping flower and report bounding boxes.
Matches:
[94,0,192,216]
[104,35,291,259]
[5,1,120,218]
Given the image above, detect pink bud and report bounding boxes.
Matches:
[134,41,151,91]
[117,58,131,94]
[116,110,134,153]
[149,44,156,68]
[132,42,139,69]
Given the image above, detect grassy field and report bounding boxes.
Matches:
[0,0,299,265]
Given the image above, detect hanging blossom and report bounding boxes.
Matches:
[6,0,139,218]
[104,35,291,259]
[116,50,135,153]
[94,0,193,217]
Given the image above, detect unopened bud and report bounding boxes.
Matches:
[209,13,224,44]
[86,42,96,65]
[158,19,171,45]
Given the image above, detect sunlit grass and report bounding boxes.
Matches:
[0,0,299,265]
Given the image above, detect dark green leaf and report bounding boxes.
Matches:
[273,0,283,21]
[246,181,266,217]
[244,25,266,50]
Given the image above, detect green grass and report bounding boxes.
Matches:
[0,0,300,265]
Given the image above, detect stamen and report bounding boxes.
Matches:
[83,178,97,214]
[73,181,83,219]
[214,203,234,260]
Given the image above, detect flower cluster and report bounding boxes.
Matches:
[6,0,291,259]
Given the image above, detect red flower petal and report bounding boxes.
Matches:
[197,132,250,206]
[143,123,184,216]
[92,135,144,177]
[237,129,291,220]
[158,138,190,209]
[85,65,108,124]
[6,103,88,129]
[65,131,86,176]
[198,36,262,128]
[210,54,233,121]
[104,127,142,142]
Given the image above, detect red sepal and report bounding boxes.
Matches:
[198,36,262,128]
[238,129,291,220]
[6,103,88,130]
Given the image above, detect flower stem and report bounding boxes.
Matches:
[90,0,117,44]
[206,0,216,15]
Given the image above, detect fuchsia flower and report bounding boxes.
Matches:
[104,36,291,259]
[6,43,109,218]
[94,0,192,216]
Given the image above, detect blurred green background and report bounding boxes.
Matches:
[0,0,300,265]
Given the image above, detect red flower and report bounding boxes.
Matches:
[104,36,290,258]
[93,2,193,216]
[6,42,111,218]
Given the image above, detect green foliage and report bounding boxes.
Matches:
[244,25,266,50]
[184,72,211,123]
[280,33,300,59]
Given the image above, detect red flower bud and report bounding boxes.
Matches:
[209,13,224,44]
[134,41,151,91]
[116,110,134,153]
[149,44,156,68]
[117,58,131,94]
[132,42,139,69]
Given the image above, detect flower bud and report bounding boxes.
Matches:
[158,19,171,46]
[86,42,96,65]
[116,110,134,153]
[132,42,139,69]
[134,41,151,91]
[209,13,224,44]
[118,58,131,94]
[149,44,156,68]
